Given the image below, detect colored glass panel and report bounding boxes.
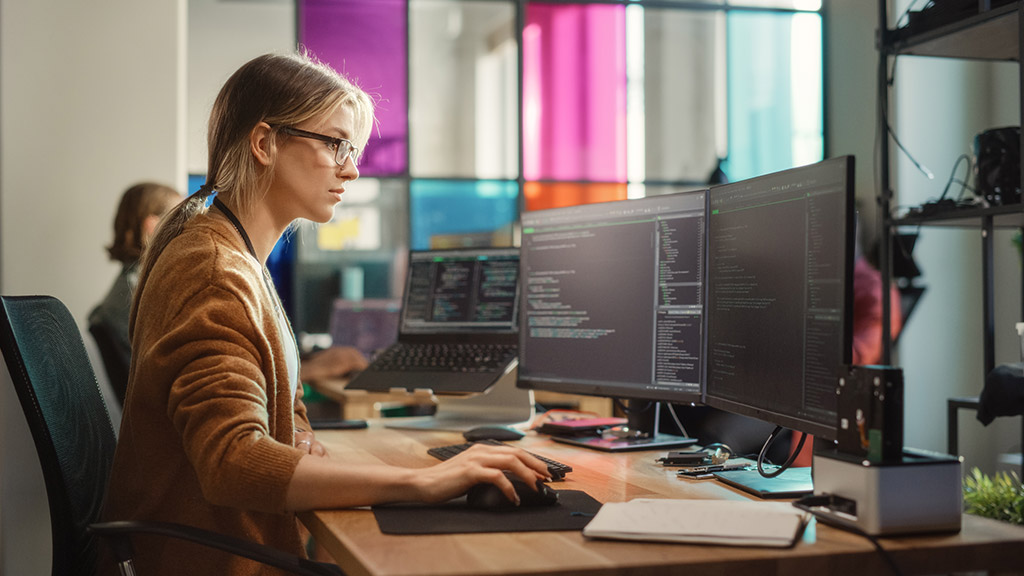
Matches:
[725,10,823,181]
[523,3,627,182]
[300,0,408,176]
[409,0,518,179]
[642,8,723,184]
[409,180,519,250]
[523,182,627,212]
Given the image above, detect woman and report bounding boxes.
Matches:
[102,52,547,575]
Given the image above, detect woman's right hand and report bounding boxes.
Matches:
[413,443,551,505]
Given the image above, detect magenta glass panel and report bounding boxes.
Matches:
[299,0,407,176]
[523,3,627,182]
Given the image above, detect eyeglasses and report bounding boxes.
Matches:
[277,126,359,167]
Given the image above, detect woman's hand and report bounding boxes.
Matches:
[414,443,551,505]
[294,428,329,457]
[299,346,369,382]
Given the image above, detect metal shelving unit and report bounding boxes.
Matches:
[877,1,1024,459]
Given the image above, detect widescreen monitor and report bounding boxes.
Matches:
[705,156,854,444]
[517,190,707,450]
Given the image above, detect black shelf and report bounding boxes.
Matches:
[878,1,1024,465]
[894,203,1024,228]
[884,3,1020,61]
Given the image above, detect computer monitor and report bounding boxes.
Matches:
[704,156,854,497]
[517,190,707,451]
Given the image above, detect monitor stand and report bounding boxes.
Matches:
[551,401,697,452]
[384,368,535,433]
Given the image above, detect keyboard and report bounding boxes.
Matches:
[369,343,516,373]
[427,439,573,480]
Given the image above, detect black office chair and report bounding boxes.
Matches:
[87,320,129,407]
[0,295,341,576]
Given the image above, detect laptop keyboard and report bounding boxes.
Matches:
[427,439,573,480]
[369,343,517,373]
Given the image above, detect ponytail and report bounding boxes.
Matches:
[128,182,216,335]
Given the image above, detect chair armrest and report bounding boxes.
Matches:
[88,521,342,576]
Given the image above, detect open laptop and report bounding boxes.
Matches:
[345,247,520,396]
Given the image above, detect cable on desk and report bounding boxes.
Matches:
[755,426,806,478]
[801,507,904,576]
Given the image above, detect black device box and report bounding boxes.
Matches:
[836,365,904,464]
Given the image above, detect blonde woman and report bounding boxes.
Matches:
[103,52,547,576]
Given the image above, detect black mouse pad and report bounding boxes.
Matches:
[372,490,602,534]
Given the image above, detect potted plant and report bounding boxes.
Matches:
[963,467,1024,525]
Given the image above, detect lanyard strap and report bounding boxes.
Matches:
[212,197,258,260]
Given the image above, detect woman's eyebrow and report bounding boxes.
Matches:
[328,126,353,140]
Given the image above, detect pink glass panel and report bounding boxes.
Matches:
[523,3,627,182]
[300,0,408,176]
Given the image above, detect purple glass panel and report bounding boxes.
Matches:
[523,3,627,182]
[300,0,408,176]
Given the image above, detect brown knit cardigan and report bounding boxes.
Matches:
[101,210,313,576]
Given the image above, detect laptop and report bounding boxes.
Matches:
[346,247,520,395]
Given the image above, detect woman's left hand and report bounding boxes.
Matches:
[294,428,329,457]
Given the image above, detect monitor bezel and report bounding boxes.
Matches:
[702,156,855,442]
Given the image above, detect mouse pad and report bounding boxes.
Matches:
[372,490,602,534]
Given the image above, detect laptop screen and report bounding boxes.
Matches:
[400,248,520,335]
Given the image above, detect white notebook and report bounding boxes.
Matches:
[582,498,808,548]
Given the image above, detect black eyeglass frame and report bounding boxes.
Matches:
[276,126,359,167]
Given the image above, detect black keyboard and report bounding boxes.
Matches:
[370,343,516,373]
[427,439,573,480]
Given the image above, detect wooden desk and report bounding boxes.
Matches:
[300,424,1024,576]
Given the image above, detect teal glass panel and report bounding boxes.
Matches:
[725,10,823,181]
[409,180,519,250]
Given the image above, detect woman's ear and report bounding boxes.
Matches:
[250,122,274,167]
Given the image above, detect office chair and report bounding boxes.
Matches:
[0,295,341,576]
[87,321,129,407]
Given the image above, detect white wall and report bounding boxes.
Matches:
[188,0,295,176]
[1,0,294,571]
[0,0,186,573]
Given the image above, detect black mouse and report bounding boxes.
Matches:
[466,475,558,510]
[462,425,525,442]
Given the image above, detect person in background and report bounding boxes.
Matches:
[101,51,548,576]
[89,182,183,404]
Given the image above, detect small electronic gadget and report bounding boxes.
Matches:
[658,450,710,466]
[836,365,903,463]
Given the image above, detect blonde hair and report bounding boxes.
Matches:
[134,51,374,325]
[106,182,182,264]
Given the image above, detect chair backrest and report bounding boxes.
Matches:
[88,321,129,407]
[0,296,118,576]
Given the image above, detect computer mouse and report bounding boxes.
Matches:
[466,475,559,510]
[463,425,525,442]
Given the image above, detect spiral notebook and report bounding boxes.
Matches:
[582,498,808,548]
